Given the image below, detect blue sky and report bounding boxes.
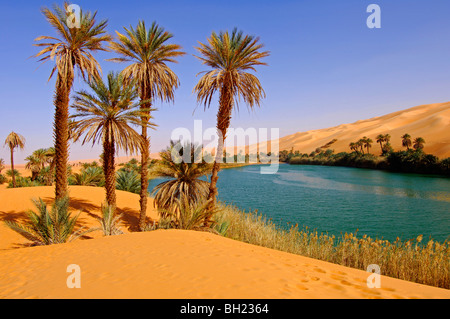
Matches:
[1,0,450,163]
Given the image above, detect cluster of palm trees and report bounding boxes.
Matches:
[401,134,425,151]
[349,133,426,155]
[25,148,56,183]
[349,136,373,155]
[29,2,268,231]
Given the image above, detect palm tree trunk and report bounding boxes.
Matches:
[103,128,117,209]
[54,78,72,200]
[204,84,233,226]
[10,148,15,188]
[138,93,151,231]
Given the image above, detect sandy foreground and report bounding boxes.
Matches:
[0,186,449,299]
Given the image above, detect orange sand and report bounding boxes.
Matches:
[226,102,450,159]
[0,186,449,299]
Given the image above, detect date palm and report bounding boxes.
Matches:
[349,142,358,153]
[151,141,211,219]
[25,148,50,180]
[70,72,155,210]
[33,2,111,200]
[413,137,425,151]
[376,134,385,154]
[363,137,373,155]
[108,20,185,230]
[4,131,25,188]
[402,133,412,150]
[25,155,42,181]
[194,28,269,224]
[356,139,365,154]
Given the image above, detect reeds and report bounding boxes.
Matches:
[213,203,450,289]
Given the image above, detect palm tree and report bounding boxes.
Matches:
[25,155,41,181]
[109,20,185,230]
[376,134,385,154]
[363,137,373,155]
[356,139,365,154]
[402,133,412,150]
[151,141,211,218]
[33,2,111,200]
[194,28,269,223]
[70,72,153,210]
[413,137,425,151]
[25,148,50,181]
[4,132,25,188]
[349,142,358,153]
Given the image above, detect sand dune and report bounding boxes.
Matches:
[0,186,449,299]
[228,102,450,159]
[0,186,159,250]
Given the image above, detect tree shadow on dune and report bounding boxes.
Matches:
[116,207,154,232]
[0,210,29,223]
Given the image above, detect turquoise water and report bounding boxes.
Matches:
[149,164,450,243]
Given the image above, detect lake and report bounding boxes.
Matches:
[149,164,450,243]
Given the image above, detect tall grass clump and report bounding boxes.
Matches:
[213,203,450,289]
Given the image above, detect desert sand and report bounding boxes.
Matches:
[226,102,450,159]
[0,186,449,299]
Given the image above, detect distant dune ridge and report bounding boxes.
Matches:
[222,102,450,159]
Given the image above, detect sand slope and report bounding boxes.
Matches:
[0,230,449,299]
[236,102,450,158]
[0,186,158,250]
[0,186,449,299]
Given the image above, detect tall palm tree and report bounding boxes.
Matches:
[70,72,154,210]
[194,28,269,223]
[151,141,211,218]
[413,137,425,151]
[356,139,365,154]
[376,134,385,154]
[402,133,412,150]
[4,132,25,188]
[363,137,373,155]
[108,20,185,230]
[33,2,111,200]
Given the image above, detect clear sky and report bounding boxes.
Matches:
[1,0,450,164]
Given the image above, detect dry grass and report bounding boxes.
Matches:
[213,203,450,289]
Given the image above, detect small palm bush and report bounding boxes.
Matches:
[96,204,123,236]
[116,170,141,194]
[4,197,85,245]
[69,166,105,186]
